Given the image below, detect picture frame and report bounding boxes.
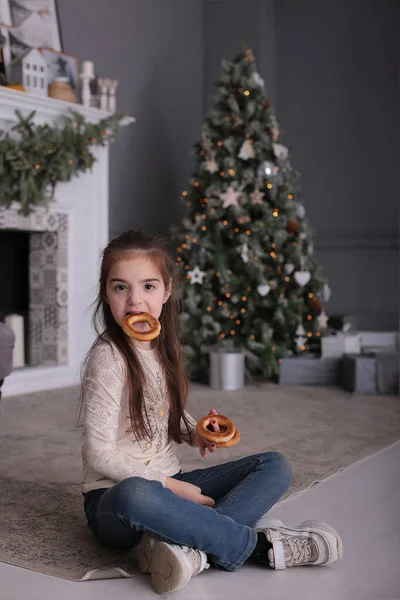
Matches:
[2,0,63,65]
[39,47,78,95]
[0,24,12,80]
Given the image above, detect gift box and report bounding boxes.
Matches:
[321,333,361,358]
[359,331,399,350]
[279,355,342,386]
[375,350,399,395]
[209,349,245,391]
[341,354,377,395]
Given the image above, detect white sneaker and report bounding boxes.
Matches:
[255,517,343,570]
[137,533,209,594]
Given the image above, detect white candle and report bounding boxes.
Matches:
[5,313,25,368]
[82,61,94,78]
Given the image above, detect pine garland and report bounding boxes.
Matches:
[0,109,127,215]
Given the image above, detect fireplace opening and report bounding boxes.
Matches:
[0,230,30,315]
[0,231,30,367]
[0,229,63,367]
[0,209,69,369]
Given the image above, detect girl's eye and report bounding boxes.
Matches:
[114,284,126,291]
[145,284,155,291]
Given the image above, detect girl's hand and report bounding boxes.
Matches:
[165,477,215,507]
[195,408,220,459]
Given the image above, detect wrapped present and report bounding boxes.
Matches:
[321,333,361,358]
[279,355,342,386]
[359,331,399,350]
[365,347,399,395]
[341,354,377,395]
[342,350,399,395]
[209,348,245,391]
[376,350,399,395]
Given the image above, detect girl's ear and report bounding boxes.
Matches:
[163,278,172,304]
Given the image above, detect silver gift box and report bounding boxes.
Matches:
[210,349,245,391]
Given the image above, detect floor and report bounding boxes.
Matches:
[1,441,399,600]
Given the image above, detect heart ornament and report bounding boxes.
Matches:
[284,263,294,275]
[257,284,271,297]
[294,271,311,286]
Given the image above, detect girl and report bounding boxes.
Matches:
[81,230,343,595]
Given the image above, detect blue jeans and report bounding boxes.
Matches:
[83,452,292,571]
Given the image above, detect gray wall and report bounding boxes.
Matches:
[275,0,399,330]
[58,0,204,239]
[58,0,398,331]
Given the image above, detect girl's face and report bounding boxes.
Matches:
[106,254,170,343]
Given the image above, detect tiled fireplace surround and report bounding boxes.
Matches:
[1,209,69,366]
[0,87,132,397]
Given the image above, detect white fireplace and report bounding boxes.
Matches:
[0,87,134,397]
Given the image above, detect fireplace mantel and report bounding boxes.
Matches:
[0,88,134,397]
[0,85,114,125]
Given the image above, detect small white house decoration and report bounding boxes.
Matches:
[11,48,48,96]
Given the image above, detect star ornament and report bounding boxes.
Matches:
[204,159,219,174]
[188,265,206,285]
[296,336,307,350]
[250,188,264,205]
[220,186,241,208]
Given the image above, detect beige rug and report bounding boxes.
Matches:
[0,383,399,581]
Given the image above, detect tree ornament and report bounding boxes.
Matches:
[297,203,306,219]
[245,49,255,61]
[201,136,212,151]
[220,186,241,208]
[238,140,255,160]
[294,271,311,286]
[284,263,294,275]
[252,72,264,87]
[322,283,331,302]
[271,126,280,141]
[309,297,323,312]
[188,265,206,285]
[272,143,289,160]
[241,243,249,263]
[263,99,270,109]
[296,324,306,336]
[296,336,307,350]
[237,214,251,224]
[287,220,300,234]
[318,311,329,329]
[250,188,264,205]
[204,159,219,174]
[257,284,271,297]
[258,161,275,178]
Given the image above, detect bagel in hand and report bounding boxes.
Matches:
[122,312,161,342]
[196,414,240,448]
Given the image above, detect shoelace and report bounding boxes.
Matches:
[181,546,210,574]
[283,536,312,567]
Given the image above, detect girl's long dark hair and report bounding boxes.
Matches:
[79,230,193,444]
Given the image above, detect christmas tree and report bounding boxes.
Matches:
[171,47,330,381]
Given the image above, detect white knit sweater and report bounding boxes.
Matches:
[81,338,197,493]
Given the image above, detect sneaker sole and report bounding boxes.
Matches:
[256,517,344,565]
[137,535,192,594]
